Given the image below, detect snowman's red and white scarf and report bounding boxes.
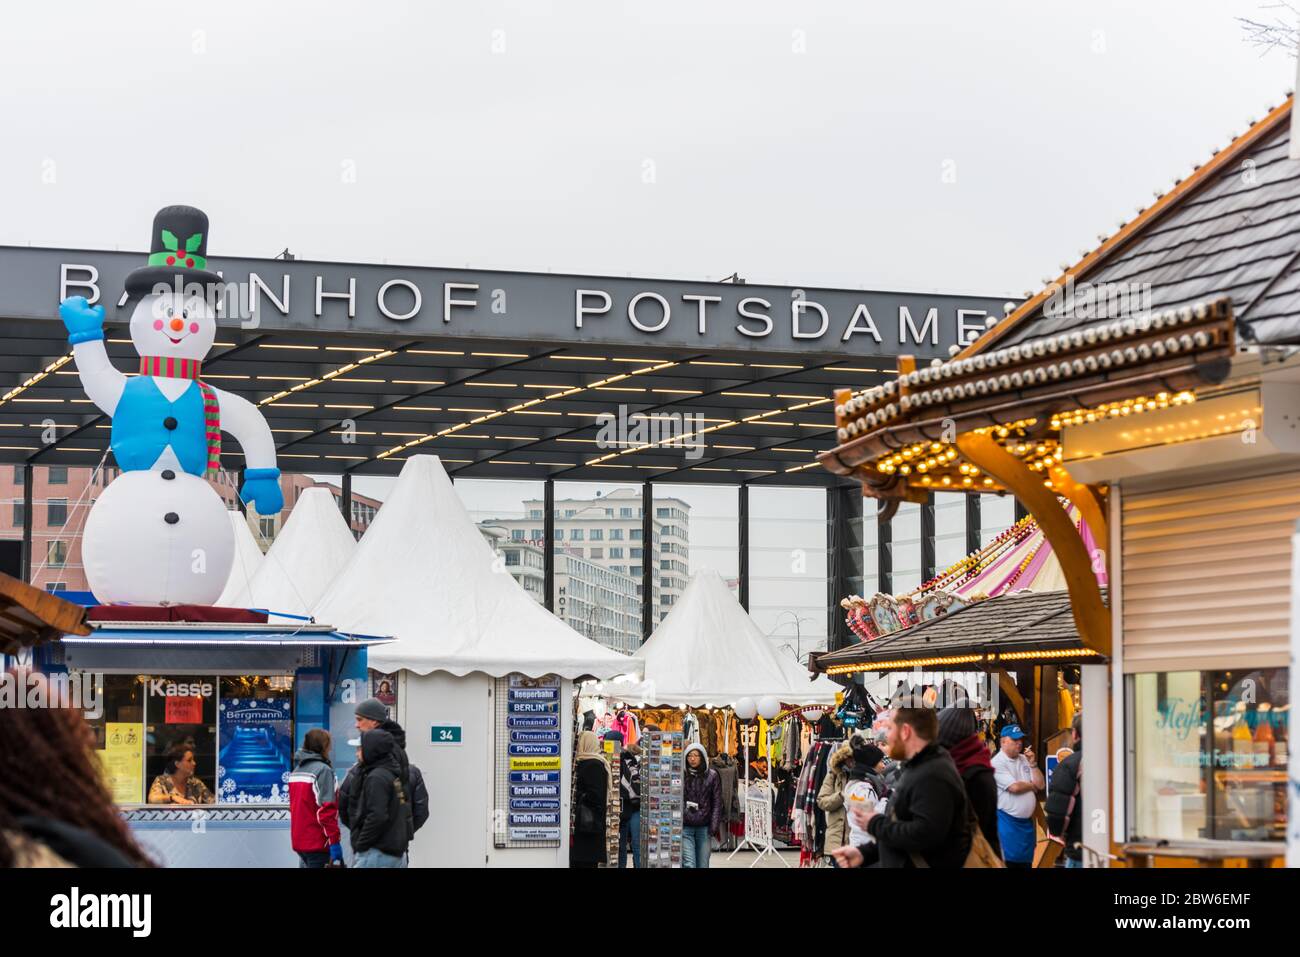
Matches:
[139,356,222,474]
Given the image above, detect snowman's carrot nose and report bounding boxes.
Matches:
[169,318,185,332]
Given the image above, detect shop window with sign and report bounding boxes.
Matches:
[145,675,219,804]
[1128,668,1288,843]
[79,674,297,806]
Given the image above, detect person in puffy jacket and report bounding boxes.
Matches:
[288,728,343,868]
[682,742,722,868]
[346,729,411,867]
[817,741,853,853]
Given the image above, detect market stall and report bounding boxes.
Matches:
[816,98,1300,866]
[313,454,638,868]
[578,569,840,856]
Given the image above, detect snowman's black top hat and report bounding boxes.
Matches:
[124,205,225,298]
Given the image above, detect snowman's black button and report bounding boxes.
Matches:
[163,416,178,430]
[164,512,179,525]
[161,469,175,480]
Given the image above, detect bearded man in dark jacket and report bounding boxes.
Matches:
[347,729,411,867]
[831,708,971,869]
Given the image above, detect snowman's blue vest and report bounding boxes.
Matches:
[111,376,209,476]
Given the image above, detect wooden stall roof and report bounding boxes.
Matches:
[0,573,91,655]
[810,589,1108,677]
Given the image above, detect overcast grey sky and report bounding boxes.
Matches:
[2,1,1293,295]
[4,1,1295,646]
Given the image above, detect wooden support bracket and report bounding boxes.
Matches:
[956,431,1111,656]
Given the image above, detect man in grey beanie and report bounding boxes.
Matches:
[338,697,429,856]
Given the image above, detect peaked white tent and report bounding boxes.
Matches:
[216,511,264,607]
[228,487,357,617]
[635,569,840,707]
[313,455,636,868]
[314,454,636,680]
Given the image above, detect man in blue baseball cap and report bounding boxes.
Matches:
[991,724,1044,868]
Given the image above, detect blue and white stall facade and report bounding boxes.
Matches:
[29,614,387,867]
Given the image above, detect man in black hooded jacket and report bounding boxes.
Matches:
[340,698,429,835]
[348,729,411,867]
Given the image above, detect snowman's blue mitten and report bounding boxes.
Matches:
[241,468,284,515]
[59,296,106,344]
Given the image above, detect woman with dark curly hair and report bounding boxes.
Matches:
[0,674,154,868]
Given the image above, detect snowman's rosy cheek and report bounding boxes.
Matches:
[153,319,164,331]
[190,322,200,334]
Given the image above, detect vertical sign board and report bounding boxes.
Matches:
[502,674,563,844]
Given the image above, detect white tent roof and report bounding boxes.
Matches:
[229,487,357,617]
[312,455,638,680]
[634,569,840,707]
[216,511,264,607]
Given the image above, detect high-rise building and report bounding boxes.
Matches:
[483,487,691,625]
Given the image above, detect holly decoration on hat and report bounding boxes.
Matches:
[149,230,206,270]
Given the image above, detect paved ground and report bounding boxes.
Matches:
[710,846,803,868]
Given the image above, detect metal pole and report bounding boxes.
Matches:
[878,505,892,597]
[20,463,33,583]
[543,479,555,613]
[641,482,654,643]
[340,471,352,529]
[966,494,982,556]
[921,493,936,582]
[738,484,750,612]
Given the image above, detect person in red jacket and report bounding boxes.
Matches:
[288,729,343,867]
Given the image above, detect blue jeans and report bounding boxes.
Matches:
[298,851,330,869]
[1065,856,1082,868]
[682,825,711,869]
[618,810,641,868]
[354,847,406,868]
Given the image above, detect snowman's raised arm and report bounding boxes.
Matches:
[214,386,284,515]
[59,297,126,416]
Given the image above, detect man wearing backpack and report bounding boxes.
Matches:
[830,707,972,868]
[343,699,429,833]
[346,729,411,867]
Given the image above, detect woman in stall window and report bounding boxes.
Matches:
[148,744,215,805]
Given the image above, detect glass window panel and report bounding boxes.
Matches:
[749,486,827,664]
[1209,668,1288,841]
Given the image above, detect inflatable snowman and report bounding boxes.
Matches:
[59,205,283,605]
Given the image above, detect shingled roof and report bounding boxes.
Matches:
[983,97,1300,351]
[812,589,1107,676]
